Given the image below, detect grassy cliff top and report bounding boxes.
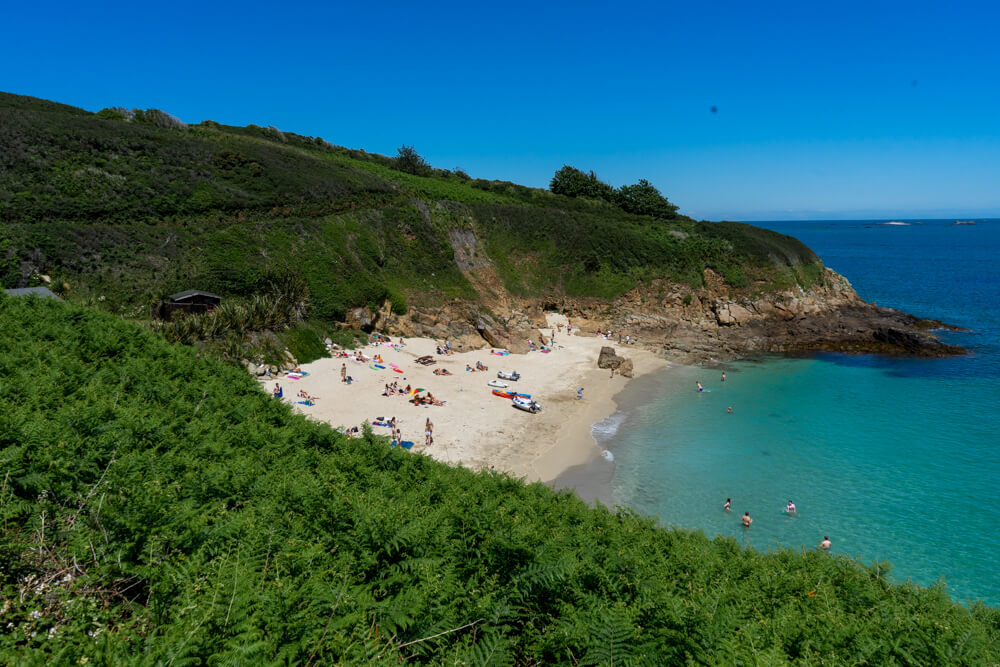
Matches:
[1,294,997,663]
[1,91,821,320]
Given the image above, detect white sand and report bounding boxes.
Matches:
[264,314,669,482]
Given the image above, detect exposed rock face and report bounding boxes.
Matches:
[336,232,963,363]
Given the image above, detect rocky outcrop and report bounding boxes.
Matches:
[333,245,963,363]
[597,346,624,369]
[596,346,634,376]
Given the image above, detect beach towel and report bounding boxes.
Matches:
[296,400,313,406]
[399,440,414,450]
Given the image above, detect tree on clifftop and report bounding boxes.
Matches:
[616,179,679,219]
[549,165,617,203]
[394,145,432,176]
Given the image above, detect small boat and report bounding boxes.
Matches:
[512,396,542,413]
[497,370,520,381]
[487,379,509,388]
[492,389,515,399]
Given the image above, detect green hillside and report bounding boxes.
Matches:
[1,294,997,664]
[1,91,822,328]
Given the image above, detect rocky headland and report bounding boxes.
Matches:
[346,265,963,364]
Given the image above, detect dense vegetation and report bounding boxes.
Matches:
[1,91,822,328]
[549,165,680,220]
[2,295,998,663]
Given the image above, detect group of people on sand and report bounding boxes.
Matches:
[436,341,453,355]
[594,328,633,345]
[382,381,408,396]
[412,391,444,407]
[465,361,488,372]
[724,498,832,550]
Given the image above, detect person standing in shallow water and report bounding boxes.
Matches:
[818,536,832,551]
[724,498,732,511]
[721,372,726,382]
[741,512,752,527]
[697,381,704,392]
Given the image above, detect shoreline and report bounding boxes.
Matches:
[548,364,682,506]
[261,313,670,485]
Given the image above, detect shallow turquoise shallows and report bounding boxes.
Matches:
[604,219,1000,606]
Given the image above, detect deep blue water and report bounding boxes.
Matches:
[605,219,1000,606]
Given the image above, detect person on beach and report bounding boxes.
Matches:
[425,417,434,446]
[272,383,282,398]
[697,381,704,392]
[724,498,732,511]
[741,512,752,528]
[341,364,346,383]
[786,500,797,514]
[577,387,584,400]
[721,372,726,382]
[609,366,615,378]
[818,536,832,551]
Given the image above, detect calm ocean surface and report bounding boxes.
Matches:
[602,219,1000,606]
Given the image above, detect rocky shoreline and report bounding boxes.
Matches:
[341,266,964,364]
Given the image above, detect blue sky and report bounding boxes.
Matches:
[3,1,999,220]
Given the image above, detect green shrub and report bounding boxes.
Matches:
[277,320,330,364]
[1,297,997,664]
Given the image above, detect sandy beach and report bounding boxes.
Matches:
[263,314,669,484]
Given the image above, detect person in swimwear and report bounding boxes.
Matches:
[786,500,796,514]
[741,511,752,527]
[724,498,732,511]
[697,381,704,392]
[721,372,726,382]
[818,536,832,551]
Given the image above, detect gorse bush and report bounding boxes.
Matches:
[1,296,998,664]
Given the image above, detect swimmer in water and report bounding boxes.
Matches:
[724,498,732,511]
[786,500,796,514]
[697,381,704,392]
[721,372,726,382]
[741,511,752,528]
[818,536,831,551]
[727,406,733,414]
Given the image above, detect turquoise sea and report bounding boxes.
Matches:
[602,219,1000,606]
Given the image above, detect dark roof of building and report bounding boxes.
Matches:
[4,287,61,300]
[168,289,222,302]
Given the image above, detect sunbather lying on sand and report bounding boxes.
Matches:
[476,361,488,371]
[433,368,453,375]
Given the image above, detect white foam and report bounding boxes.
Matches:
[591,412,627,442]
